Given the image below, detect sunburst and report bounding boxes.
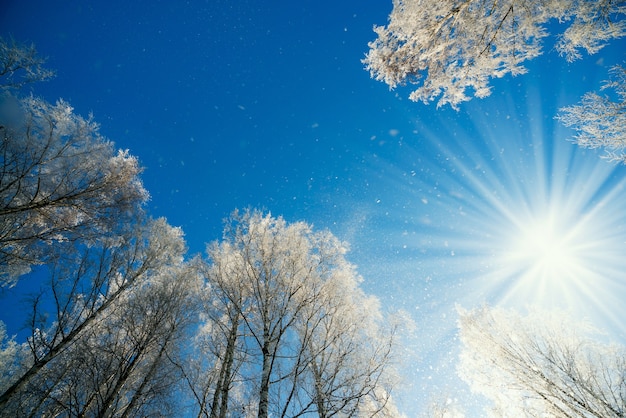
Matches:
[348,95,626,340]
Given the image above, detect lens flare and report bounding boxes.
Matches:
[346,94,626,340]
[328,61,626,414]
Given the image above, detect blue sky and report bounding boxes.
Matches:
[2,1,626,414]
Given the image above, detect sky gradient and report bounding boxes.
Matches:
[2,1,626,414]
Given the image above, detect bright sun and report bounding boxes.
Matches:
[365,86,626,339]
[509,216,579,281]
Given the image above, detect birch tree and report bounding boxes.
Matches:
[189,209,403,418]
[0,94,149,285]
[293,265,401,417]
[0,36,195,417]
[458,305,626,417]
[23,258,201,418]
[0,217,188,415]
[364,0,626,108]
[183,254,253,418]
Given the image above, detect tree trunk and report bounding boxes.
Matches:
[120,340,169,418]
[257,334,272,418]
[218,314,239,418]
[311,361,327,418]
[96,347,143,418]
[210,313,239,418]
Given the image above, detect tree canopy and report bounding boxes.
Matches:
[0,37,149,285]
[557,65,626,162]
[458,305,626,417]
[364,0,626,161]
[364,0,626,108]
[0,37,54,90]
[186,209,404,418]
[0,38,406,417]
[0,96,149,284]
[0,37,196,416]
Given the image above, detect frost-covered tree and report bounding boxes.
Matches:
[0,322,25,397]
[0,37,54,90]
[0,217,188,415]
[558,64,626,162]
[0,37,193,417]
[22,258,201,418]
[188,209,403,418]
[364,0,626,108]
[294,264,402,418]
[186,257,253,418]
[458,305,626,417]
[0,37,148,285]
[0,94,149,285]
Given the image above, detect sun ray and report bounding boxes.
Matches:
[345,93,626,343]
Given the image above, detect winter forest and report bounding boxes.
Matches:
[1,0,626,417]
